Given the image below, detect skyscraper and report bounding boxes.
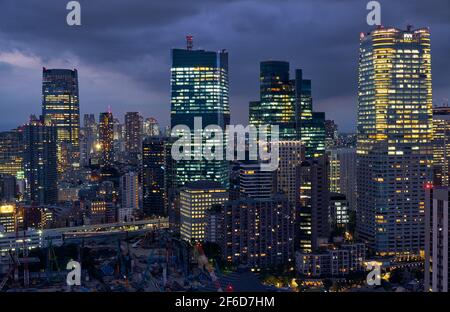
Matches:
[124,112,143,165]
[252,61,297,140]
[432,106,450,186]
[23,118,58,205]
[296,71,326,159]
[0,130,23,179]
[42,68,80,172]
[328,147,357,212]
[99,112,114,167]
[142,137,166,216]
[249,62,325,158]
[170,37,230,188]
[276,141,304,205]
[297,156,330,252]
[357,26,433,255]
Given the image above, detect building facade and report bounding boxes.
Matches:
[170,38,230,188]
[425,186,450,292]
[222,195,294,270]
[23,119,58,205]
[42,68,80,172]
[142,137,166,216]
[432,106,450,186]
[99,112,114,167]
[179,181,228,242]
[357,26,433,255]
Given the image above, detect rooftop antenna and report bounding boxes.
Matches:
[186,35,193,50]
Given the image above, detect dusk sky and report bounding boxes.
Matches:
[0,0,449,132]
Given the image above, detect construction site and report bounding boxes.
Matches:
[0,228,245,292]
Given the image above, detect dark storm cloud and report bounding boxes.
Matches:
[0,0,449,132]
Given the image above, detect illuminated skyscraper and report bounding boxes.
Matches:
[99,112,114,167]
[276,141,304,205]
[23,118,58,205]
[249,63,325,158]
[432,106,450,186]
[124,112,143,165]
[142,137,166,216]
[42,68,80,172]
[297,156,330,252]
[357,26,433,255]
[0,130,23,179]
[170,37,230,188]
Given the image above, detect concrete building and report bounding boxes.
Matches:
[297,156,330,252]
[222,195,294,270]
[179,181,228,242]
[296,243,365,277]
[425,186,450,292]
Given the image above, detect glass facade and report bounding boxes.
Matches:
[249,62,325,158]
[357,27,433,255]
[170,46,230,188]
[42,68,80,172]
[23,119,58,205]
[432,106,450,186]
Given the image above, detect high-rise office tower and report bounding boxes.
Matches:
[357,26,433,255]
[297,156,330,252]
[170,37,230,188]
[249,62,325,158]
[99,112,114,167]
[42,68,80,172]
[432,106,450,186]
[179,181,228,242]
[142,137,166,216]
[23,119,58,205]
[424,186,450,292]
[253,61,297,140]
[277,141,304,205]
[125,112,143,165]
[296,70,326,159]
[222,195,294,270]
[0,130,23,179]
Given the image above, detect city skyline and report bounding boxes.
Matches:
[0,0,449,133]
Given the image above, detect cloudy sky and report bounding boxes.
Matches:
[0,0,449,132]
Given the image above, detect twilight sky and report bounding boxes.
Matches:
[0,0,449,132]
